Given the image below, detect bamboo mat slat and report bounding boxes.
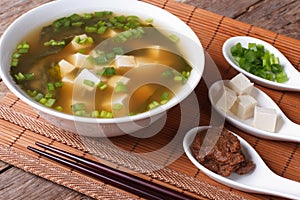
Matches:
[1,0,300,199]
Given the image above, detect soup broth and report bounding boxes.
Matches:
[10,11,192,118]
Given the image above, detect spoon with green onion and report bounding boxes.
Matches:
[222,36,300,91]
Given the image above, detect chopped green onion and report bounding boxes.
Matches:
[45,98,56,107]
[71,103,86,112]
[47,83,55,91]
[83,79,95,87]
[17,41,30,50]
[24,73,35,80]
[148,101,160,110]
[33,93,44,101]
[160,99,168,105]
[94,54,108,65]
[75,36,94,44]
[27,90,37,97]
[91,110,100,118]
[161,70,172,78]
[12,52,21,59]
[174,75,183,82]
[113,103,123,111]
[69,14,82,22]
[55,81,63,88]
[97,82,108,90]
[82,13,93,19]
[100,110,113,118]
[102,67,116,76]
[74,110,89,117]
[231,42,288,83]
[44,39,65,46]
[85,26,98,33]
[72,21,84,27]
[97,26,107,34]
[39,98,47,105]
[11,59,19,67]
[106,52,115,60]
[14,72,34,82]
[169,34,180,43]
[113,47,124,55]
[276,71,289,83]
[160,92,170,100]
[181,71,190,79]
[11,41,30,66]
[45,92,54,98]
[94,11,112,18]
[115,82,128,93]
[55,106,63,112]
[145,18,153,23]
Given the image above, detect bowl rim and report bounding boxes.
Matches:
[0,0,205,124]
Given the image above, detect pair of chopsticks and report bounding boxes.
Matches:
[28,142,195,200]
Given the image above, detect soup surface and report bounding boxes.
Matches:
[10,11,192,118]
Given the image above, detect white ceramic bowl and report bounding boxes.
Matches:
[0,0,204,137]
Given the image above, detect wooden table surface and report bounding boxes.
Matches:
[0,0,299,199]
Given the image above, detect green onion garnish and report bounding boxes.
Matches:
[97,82,108,90]
[169,34,180,43]
[55,106,63,112]
[160,92,170,100]
[83,79,95,87]
[47,83,55,91]
[102,67,116,76]
[55,81,63,88]
[113,103,123,111]
[33,93,44,102]
[44,39,65,46]
[115,82,128,93]
[148,101,160,110]
[231,42,289,83]
[91,110,100,118]
[14,72,34,82]
[71,103,86,112]
[45,98,56,107]
[100,110,113,118]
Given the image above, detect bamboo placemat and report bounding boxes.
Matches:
[1,0,300,199]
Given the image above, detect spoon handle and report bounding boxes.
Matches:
[259,170,300,199]
[281,120,300,139]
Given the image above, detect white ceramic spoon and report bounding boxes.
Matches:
[183,126,300,199]
[222,36,300,91]
[208,80,300,142]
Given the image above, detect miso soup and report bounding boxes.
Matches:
[10,11,192,118]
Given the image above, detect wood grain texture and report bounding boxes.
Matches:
[182,0,300,40]
[0,167,92,200]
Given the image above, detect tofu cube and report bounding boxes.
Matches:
[58,59,76,77]
[62,75,75,84]
[73,69,100,101]
[229,73,254,95]
[230,95,257,119]
[215,86,237,113]
[253,106,277,132]
[67,53,89,68]
[107,75,130,88]
[115,55,137,69]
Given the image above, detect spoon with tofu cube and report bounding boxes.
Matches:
[208,73,300,142]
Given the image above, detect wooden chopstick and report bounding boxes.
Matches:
[27,142,195,200]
